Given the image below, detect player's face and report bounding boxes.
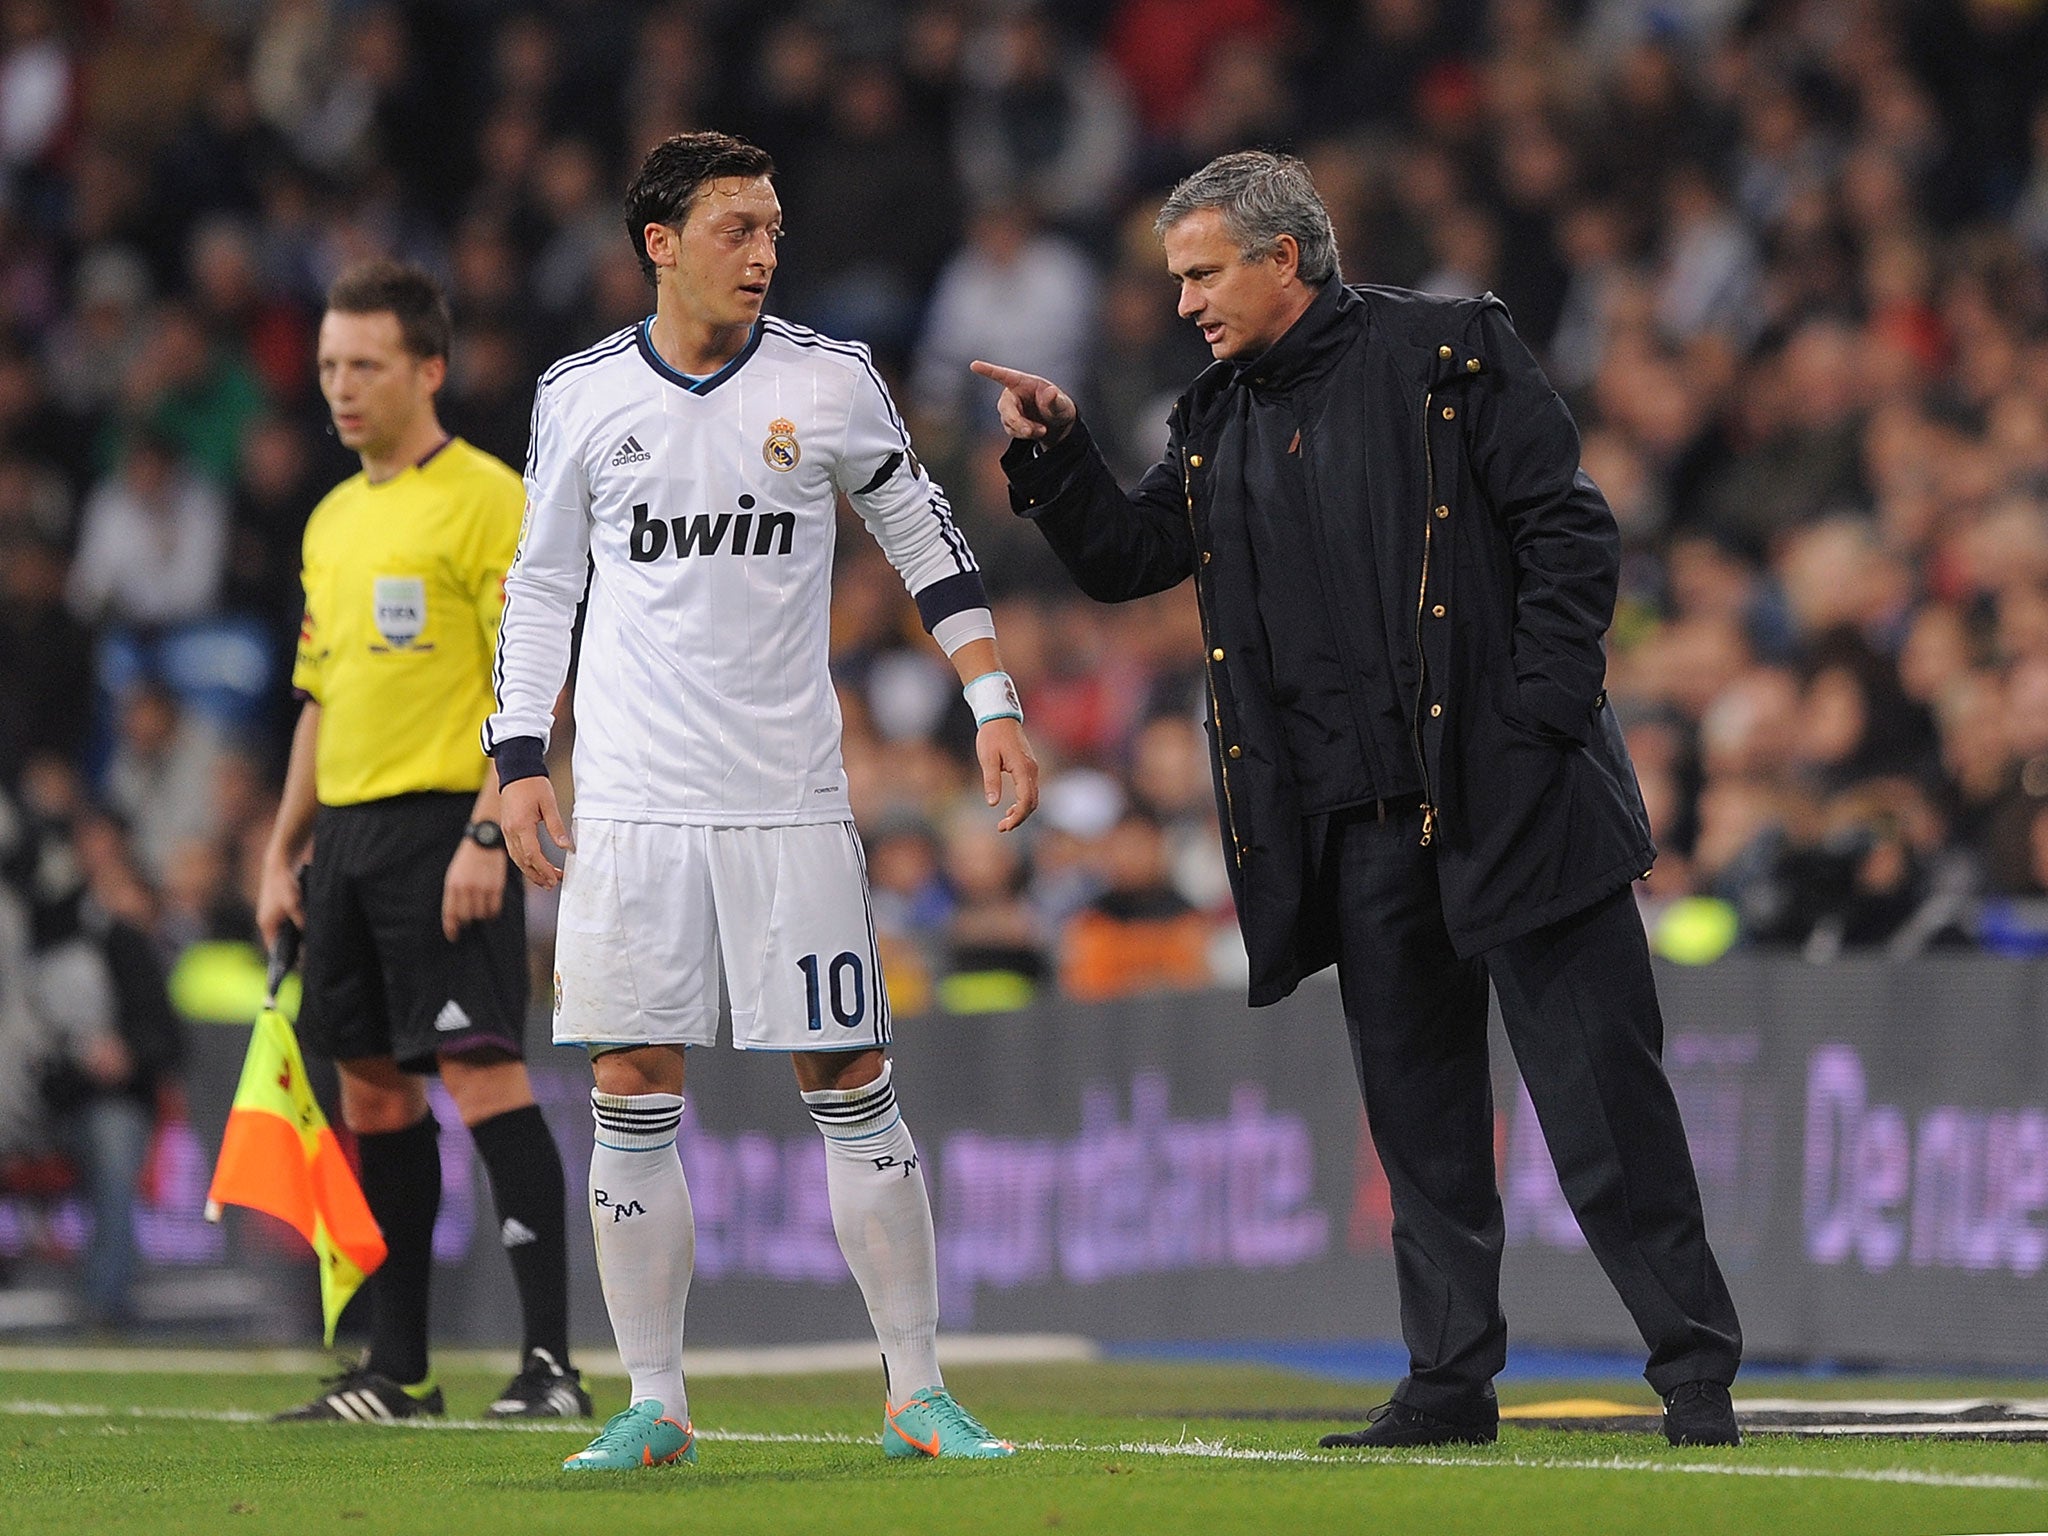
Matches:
[317,310,442,458]
[1164,208,1304,361]
[658,175,782,332]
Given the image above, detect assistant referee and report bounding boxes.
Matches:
[256,259,588,1423]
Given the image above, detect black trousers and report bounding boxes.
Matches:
[1322,805,1742,1419]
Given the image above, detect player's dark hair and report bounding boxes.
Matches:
[624,131,777,285]
[325,258,453,361]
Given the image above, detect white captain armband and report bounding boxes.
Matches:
[963,670,1023,727]
[931,606,996,656]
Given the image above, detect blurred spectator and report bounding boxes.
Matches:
[1106,0,1281,141]
[0,529,92,775]
[186,217,310,409]
[1086,265,1211,481]
[1656,162,1761,348]
[527,138,615,319]
[0,783,183,1328]
[82,0,226,157]
[1302,0,1462,138]
[1175,31,1299,168]
[116,300,269,485]
[44,247,152,419]
[0,0,72,214]
[913,199,1101,427]
[776,59,959,364]
[1127,710,1232,912]
[1697,330,1868,556]
[1980,654,2048,895]
[866,811,953,944]
[936,809,1049,1009]
[65,429,228,629]
[223,415,320,649]
[0,342,86,494]
[99,679,229,886]
[37,893,185,1329]
[954,8,1134,233]
[1028,767,1121,933]
[1059,809,1214,1001]
[443,322,538,474]
[152,55,295,260]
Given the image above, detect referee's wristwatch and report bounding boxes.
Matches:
[463,819,506,851]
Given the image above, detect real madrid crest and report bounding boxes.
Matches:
[763,416,800,472]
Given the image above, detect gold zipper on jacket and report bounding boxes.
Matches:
[1185,434,1244,870]
[1413,389,1439,848]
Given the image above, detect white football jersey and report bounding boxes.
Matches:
[486,315,988,823]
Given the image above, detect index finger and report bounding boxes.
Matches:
[970,359,1034,389]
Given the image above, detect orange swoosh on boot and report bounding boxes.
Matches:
[887,1404,941,1456]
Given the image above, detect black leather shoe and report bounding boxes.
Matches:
[1662,1380,1741,1446]
[1318,1399,1498,1449]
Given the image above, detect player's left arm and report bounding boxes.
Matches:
[839,358,1038,830]
[949,635,1038,832]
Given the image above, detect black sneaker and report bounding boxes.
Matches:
[274,1363,445,1423]
[488,1347,594,1419]
[1662,1380,1741,1446]
[1319,1399,1499,1449]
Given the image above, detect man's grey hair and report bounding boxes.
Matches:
[1155,150,1341,286]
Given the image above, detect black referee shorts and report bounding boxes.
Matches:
[299,792,528,1073]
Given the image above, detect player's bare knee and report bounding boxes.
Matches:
[793,1046,885,1095]
[591,1043,686,1097]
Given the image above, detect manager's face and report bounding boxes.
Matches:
[1163,207,1305,362]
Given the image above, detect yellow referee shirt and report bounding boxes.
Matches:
[293,438,523,807]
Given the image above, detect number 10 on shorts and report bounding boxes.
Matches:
[798,951,866,1029]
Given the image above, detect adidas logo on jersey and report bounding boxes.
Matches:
[432,1000,472,1033]
[610,435,651,467]
[501,1217,538,1248]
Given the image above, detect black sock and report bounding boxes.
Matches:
[355,1114,440,1387]
[468,1103,572,1367]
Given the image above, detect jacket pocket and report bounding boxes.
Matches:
[1508,678,1597,746]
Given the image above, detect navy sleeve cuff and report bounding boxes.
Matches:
[912,570,990,632]
[492,736,549,788]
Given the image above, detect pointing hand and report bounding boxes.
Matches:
[970,360,1076,444]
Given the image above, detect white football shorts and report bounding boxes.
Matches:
[551,817,892,1053]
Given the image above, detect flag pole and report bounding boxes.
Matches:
[205,923,302,1224]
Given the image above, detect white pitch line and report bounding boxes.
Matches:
[0,1335,1097,1380]
[3,1401,2046,1492]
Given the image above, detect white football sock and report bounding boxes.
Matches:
[589,1089,692,1421]
[803,1059,943,1399]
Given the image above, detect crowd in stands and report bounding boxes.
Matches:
[4,0,2048,1253]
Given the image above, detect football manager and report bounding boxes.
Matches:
[973,150,1742,1450]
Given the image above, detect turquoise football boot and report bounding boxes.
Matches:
[883,1388,1016,1459]
[562,1401,697,1470]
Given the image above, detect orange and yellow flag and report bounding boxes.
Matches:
[205,1004,386,1345]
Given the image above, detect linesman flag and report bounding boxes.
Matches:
[205,924,385,1345]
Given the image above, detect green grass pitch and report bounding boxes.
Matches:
[5,1357,2048,1535]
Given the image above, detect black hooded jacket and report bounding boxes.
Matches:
[1004,280,1655,1005]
